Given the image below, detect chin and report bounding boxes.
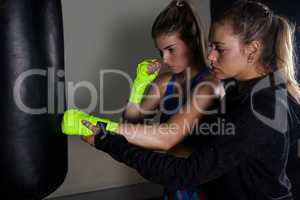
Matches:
[173,70,184,74]
[213,72,227,80]
[217,75,227,80]
[169,68,180,74]
[169,67,185,74]
[212,71,221,78]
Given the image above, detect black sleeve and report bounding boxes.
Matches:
[94,124,253,189]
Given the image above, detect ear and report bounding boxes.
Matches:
[244,40,261,58]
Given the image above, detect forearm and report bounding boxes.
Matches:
[116,122,183,151]
[94,133,196,188]
[118,86,214,150]
[94,132,244,189]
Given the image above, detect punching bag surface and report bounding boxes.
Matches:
[0,0,67,199]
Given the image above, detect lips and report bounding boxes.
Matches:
[209,63,217,71]
[210,63,220,72]
[213,67,220,72]
[210,64,222,78]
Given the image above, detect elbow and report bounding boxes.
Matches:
[123,109,134,119]
[156,139,175,152]
[154,125,182,151]
[162,144,173,152]
[122,111,141,123]
[122,112,132,121]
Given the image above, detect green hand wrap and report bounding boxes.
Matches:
[129,59,159,104]
[61,109,119,136]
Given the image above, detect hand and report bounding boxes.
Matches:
[61,109,119,136]
[128,59,162,104]
[80,120,102,146]
[81,135,95,146]
[145,59,162,74]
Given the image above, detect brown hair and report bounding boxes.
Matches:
[213,1,300,103]
[151,0,208,67]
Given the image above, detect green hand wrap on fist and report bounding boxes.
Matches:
[129,59,159,104]
[61,109,119,136]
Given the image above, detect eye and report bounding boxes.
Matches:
[209,43,225,54]
[168,47,176,54]
[214,45,225,54]
[216,47,225,54]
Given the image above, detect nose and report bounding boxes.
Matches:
[207,49,217,63]
[162,53,169,65]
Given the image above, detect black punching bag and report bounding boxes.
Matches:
[0,0,67,199]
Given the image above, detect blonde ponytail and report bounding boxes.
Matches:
[275,16,300,103]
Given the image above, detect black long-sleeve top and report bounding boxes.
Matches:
[94,74,300,200]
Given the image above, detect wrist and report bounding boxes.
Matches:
[89,115,119,133]
[128,80,148,104]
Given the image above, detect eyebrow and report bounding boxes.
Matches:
[163,44,176,50]
[212,41,226,45]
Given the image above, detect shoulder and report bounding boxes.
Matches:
[193,71,223,96]
[233,80,289,135]
[250,80,286,113]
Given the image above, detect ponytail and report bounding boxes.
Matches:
[274,16,300,103]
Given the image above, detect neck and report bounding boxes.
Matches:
[236,63,266,87]
[178,65,201,83]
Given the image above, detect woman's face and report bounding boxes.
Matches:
[208,23,252,80]
[154,33,191,74]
